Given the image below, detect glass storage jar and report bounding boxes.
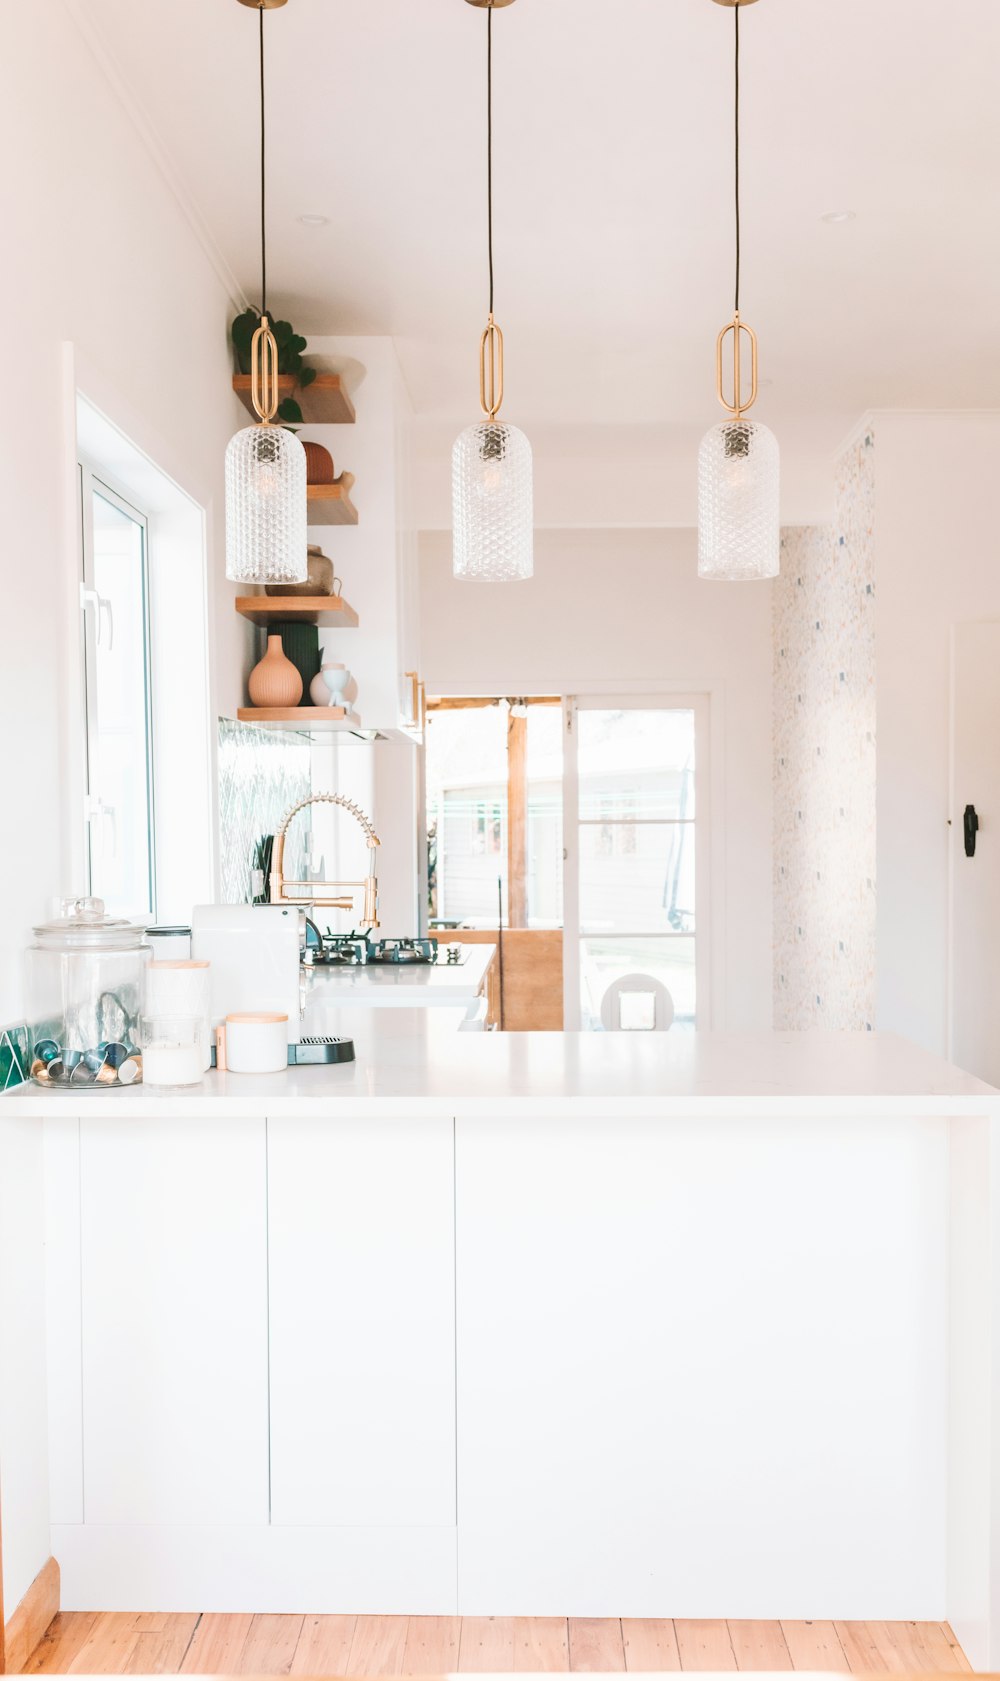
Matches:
[25,896,149,1089]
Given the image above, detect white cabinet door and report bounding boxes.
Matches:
[80,1115,269,1526]
[456,1112,948,1616]
[268,1114,455,1526]
[950,622,1000,1085]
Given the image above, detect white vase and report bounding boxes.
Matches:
[322,663,351,698]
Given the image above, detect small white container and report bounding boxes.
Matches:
[141,1016,205,1088]
[220,1012,288,1075]
[146,960,212,1070]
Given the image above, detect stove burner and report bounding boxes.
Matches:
[367,938,438,966]
[304,933,449,968]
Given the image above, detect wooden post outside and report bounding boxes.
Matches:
[507,710,528,929]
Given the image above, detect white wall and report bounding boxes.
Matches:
[419,528,773,1030]
[873,413,1000,1055]
[0,0,251,1615]
[0,0,252,1032]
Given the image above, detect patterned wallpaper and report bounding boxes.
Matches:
[773,429,877,1029]
[217,718,311,904]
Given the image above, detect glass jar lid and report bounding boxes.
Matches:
[32,896,148,952]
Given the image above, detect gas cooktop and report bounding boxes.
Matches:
[303,932,467,968]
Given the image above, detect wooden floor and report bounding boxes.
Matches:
[18,1614,972,1675]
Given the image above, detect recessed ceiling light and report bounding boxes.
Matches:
[298,214,329,227]
[821,210,856,224]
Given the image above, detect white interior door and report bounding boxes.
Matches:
[949,622,1000,1084]
[563,695,710,1031]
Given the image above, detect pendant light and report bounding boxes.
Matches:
[225,0,307,585]
[452,0,533,584]
[697,0,779,582]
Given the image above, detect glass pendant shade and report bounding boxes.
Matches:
[225,423,308,584]
[452,422,533,582]
[697,419,780,581]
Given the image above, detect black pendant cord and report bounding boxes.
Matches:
[734,1,740,315]
[259,3,267,318]
[487,3,495,317]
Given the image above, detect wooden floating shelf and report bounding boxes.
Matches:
[308,478,358,527]
[235,595,359,629]
[232,372,356,424]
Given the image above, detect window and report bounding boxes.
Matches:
[425,699,563,930]
[79,467,155,920]
[563,698,708,1032]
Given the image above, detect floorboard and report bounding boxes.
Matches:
[124,1616,201,1676]
[835,1621,891,1673]
[345,1615,409,1677]
[237,1615,303,1676]
[458,1617,516,1671]
[675,1620,737,1671]
[780,1620,850,1672]
[621,1619,681,1671]
[18,1613,99,1675]
[15,1611,973,1675]
[727,1621,792,1671]
[402,1617,462,1673]
[567,1618,626,1672]
[290,1616,357,1676]
[513,1616,569,1671]
[179,1613,255,1674]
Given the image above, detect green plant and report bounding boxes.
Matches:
[231,307,317,425]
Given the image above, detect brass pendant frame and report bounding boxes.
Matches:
[479,314,505,420]
[250,315,280,424]
[715,312,759,420]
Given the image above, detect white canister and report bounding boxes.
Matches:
[220,1013,288,1075]
[146,961,212,1071]
[141,1016,205,1088]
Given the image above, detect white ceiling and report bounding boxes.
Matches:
[75,0,1000,525]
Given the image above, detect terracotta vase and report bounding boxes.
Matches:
[302,441,335,485]
[248,635,303,708]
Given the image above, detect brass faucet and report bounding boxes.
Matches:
[270,793,381,930]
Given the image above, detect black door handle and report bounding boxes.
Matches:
[965,804,980,858]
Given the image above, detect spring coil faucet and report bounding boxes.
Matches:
[270,793,381,930]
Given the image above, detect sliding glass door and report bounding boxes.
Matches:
[563,696,709,1031]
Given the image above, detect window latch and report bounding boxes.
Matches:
[80,583,115,651]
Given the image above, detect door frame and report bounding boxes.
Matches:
[562,692,712,1031]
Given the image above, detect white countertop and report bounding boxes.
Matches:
[3,1014,998,1119]
[303,942,494,1008]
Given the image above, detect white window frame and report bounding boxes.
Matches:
[562,692,711,1031]
[78,461,157,921]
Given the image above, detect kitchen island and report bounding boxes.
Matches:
[2,1018,999,1666]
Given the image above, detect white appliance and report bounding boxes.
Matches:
[191,905,304,1045]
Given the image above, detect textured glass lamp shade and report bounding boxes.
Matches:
[225,423,308,585]
[698,419,780,581]
[452,422,533,582]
